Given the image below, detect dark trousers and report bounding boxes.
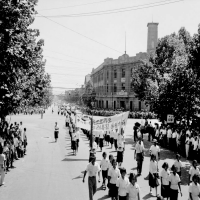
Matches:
[88,176,97,200]
[136,153,143,174]
[170,189,178,200]
[119,196,127,200]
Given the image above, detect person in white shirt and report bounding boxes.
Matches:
[116,167,129,200]
[149,154,159,196]
[71,131,77,155]
[174,154,182,178]
[192,137,198,160]
[189,160,200,185]
[189,174,200,200]
[160,162,170,199]
[83,156,101,200]
[185,134,190,159]
[54,122,59,142]
[169,165,182,200]
[100,152,109,187]
[149,139,160,161]
[134,137,144,176]
[0,148,6,186]
[108,159,121,200]
[167,127,172,148]
[126,173,140,200]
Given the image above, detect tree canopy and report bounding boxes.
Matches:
[0,0,52,118]
[131,26,200,123]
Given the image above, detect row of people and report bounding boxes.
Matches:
[0,120,27,186]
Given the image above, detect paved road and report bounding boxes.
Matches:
[0,107,189,200]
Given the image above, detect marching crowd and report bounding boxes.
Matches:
[0,120,27,186]
[60,106,200,200]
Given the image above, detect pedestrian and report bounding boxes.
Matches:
[108,159,121,200]
[149,139,160,161]
[168,165,182,200]
[134,137,144,176]
[133,124,138,142]
[126,173,141,200]
[173,154,182,178]
[71,130,77,155]
[76,128,80,152]
[188,160,200,185]
[99,130,104,152]
[117,144,124,168]
[54,122,59,142]
[100,152,109,188]
[185,134,190,159]
[116,167,129,200]
[160,162,170,200]
[114,129,118,151]
[82,156,101,200]
[149,154,159,196]
[0,147,6,186]
[189,174,200,200]
[110,129,114,149]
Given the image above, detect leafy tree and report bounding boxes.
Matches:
[0,0,51,119]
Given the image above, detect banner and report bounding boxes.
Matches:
[76,111,129,132]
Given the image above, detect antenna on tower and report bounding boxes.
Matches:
[125,32,126,54]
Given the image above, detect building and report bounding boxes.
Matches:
[90,22,158,111]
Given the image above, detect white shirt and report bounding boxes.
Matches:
[160,169,170,185]
[86,162,101,177]
[162,129,167,135]
[99,131,104,139]
[110,130,114,138]
[186,130,191,136]
[189,182,200,200]
[167,129,172,138]
[189,167,200,181]
[0,154,6,165]
[92,141,97,150]
[174,160,182,172]
[108,167,121,184]
[113,131,118,140]
[126,183,140,200]
[100,158,109,171]
[116,177,129,197]
[135,141,144,153]
[193,140,198,150]
[149,160,158,174]
[172,131,177,138]
[185,137,190,145]
[149,145,160,159]
[169,173,181,190]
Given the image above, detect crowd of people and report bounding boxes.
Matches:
[0,120,27,186]
[58,104,200,200]
[81,108,157,119]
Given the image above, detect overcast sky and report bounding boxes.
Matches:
[31,0,200,94]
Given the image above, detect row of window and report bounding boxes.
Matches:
[96,83,126,93]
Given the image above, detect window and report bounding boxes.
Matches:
[122,68,125,78]
[114,70,117,79]
[107,84,109,93]
[122,83,125,91]
[114,84,117,92]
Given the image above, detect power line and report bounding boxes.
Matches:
[38,0,116,11]
[37,13,123,54]
[44,55,96,65]
[37,0,183,18]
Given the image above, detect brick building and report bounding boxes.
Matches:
[90,22,158,111]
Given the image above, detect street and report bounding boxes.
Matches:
[0,107,189,200]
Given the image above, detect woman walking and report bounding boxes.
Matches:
[149,154,159,196]
[168,165,182,200]
[126,173,140,200]
[160,162,170,200]
[189,160,200,185]
[189,174,200,200]
[71,130,77,155]
[108,159,121,200]
[54,122,59,142]
[173,154,182,178]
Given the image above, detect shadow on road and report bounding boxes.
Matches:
[142,193,154,199]
[98,195,110,200]
[62,158,101,162]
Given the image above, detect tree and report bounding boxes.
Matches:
[0,0,51,118]
[131,27,200,124]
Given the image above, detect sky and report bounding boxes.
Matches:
[31,0,200,95]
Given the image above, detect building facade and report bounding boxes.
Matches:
[90,22,158,111]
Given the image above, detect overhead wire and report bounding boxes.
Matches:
[36,13,123,54]
[38,0,116,11]
[37,0,183,18]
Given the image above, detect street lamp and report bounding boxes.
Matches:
[90,101,95,149]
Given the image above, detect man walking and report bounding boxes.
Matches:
[83,156,101,200]
[134,137,144,176]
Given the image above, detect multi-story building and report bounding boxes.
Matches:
[90,22,158,111]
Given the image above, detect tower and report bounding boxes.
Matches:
[147,22,158,54]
